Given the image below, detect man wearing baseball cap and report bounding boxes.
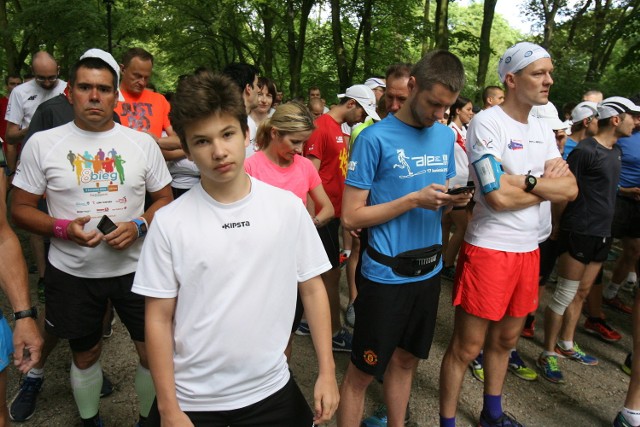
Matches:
[439,42,578,427]
[299,84,378,354]
[564,101,599,159]
[364,77,386,102]
[539,95,638,385]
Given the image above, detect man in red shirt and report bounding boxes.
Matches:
[301,84,379,353]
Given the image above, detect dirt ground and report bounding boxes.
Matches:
[3,236,634,427]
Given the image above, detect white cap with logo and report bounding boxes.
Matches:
[338,84,381,121]
[597,96,640,120]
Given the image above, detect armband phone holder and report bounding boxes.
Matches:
[472,155,504,194]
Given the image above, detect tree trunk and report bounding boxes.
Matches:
[421,0,432,55]
[361,0,373,77]
[434,0,449,50]
[259,3,276,77]
[476,0,497,103]
[331,0,350,91]
[286,0,314,98]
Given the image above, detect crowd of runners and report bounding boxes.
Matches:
[0,40,639,427]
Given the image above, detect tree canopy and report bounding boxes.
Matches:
[1,0,639,106]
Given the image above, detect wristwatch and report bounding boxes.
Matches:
[524,173,537,193]
[131,218,148,238]
[13,306,37,321]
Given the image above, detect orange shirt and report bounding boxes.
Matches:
[115,88,171,139]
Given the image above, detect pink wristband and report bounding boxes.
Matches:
[52,219,72,240]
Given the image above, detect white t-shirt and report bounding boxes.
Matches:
[5,79,67,128]
[448,123,469,188]
[245,115,258,159]
[13,122,172,277]
[465,106,560,252]
[132,178,331,411]
[167,158,200,190]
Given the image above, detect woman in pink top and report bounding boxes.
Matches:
[245,102,334,360]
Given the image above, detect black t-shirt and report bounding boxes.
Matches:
[561,137,621,237]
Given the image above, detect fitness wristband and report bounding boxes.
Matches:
[131,217,148,238]
[53,219,72,240]
[13,306,38,321]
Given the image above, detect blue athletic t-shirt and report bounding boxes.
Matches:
[346,114,456,284]
[563,137,578,160]
[617,130,640,188]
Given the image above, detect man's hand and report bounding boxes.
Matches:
[619,186,640,201]
[313,372,340,424]
[13,318,43,374]
[67,216,102,247]
[543,157,571,178]
[103,221,139,250]
[413,183,473,211]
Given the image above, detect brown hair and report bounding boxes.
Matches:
[169,72,248,153]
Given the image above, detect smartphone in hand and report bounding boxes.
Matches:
[97,215,117,235]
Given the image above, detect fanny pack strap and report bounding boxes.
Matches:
[366,246,400,269]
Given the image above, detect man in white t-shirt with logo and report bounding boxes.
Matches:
[438,42,578,427]
[11,52,173,427]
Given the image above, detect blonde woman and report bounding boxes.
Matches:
[245,101,334,359]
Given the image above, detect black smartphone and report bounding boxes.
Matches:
[97,215,117,235]
[447,185,475,195]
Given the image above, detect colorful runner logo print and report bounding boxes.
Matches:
[67,148,125,192]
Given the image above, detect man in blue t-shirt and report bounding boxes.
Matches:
[337,50,472,427]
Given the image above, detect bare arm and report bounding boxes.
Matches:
[341,183,472,231]
[11,188,102,247]
[308,184,334,227]
[145,296,193,427]
[299,276,339,424]
[484,158,577,211]
[0,175,42,372]
[5,122,27,146]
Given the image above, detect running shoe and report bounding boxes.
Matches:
[613,411,636,427]
[537,353,564,384]
[339,251,349,269]
[584,317,622,342]
[521,316,535,339]
[9,376,43,421]
[332,328,353,352]
[361,403,411,426]
[622,352,632,376]
[604,296,633,315]
[622,279,637,293]
[294,320,310,336]
[441,266,456,281]
[136,415,148,427]
[554,342,598,366]
[508,350,537,381]
[470,353,484,382]
[346,302,355,327]
[478,410,524,427]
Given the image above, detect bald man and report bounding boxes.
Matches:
[4,52,66,147]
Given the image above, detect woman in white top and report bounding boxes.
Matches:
[442,96,474,280]
[249,77,277,126]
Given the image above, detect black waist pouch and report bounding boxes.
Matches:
[367,244,442,277]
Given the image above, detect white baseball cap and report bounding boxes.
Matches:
[364,77,386,90]
[570,101,598,123]
[338,84,381,121]
[597,96,640,120]
[79,48,125,102]
[530,102,567,131]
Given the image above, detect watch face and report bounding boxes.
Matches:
[527,176,536,185]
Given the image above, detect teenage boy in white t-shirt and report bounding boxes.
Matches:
[132,72,339,427]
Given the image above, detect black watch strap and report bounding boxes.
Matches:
[524,172,537,193]
[13,306,38,320]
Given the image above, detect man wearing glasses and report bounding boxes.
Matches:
[4,52,65,149]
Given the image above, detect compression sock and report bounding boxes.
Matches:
[483,394,503,420]
[440,414,456,427]
[135,364,156,418]
[604,281,622,300]
[70,361,102,419]
[622,407,640,426]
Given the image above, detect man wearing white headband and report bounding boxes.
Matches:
[439,42,578,427]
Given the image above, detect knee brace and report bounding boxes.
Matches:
[548,277,580,315]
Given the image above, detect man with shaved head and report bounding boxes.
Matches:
[5,52,65,148]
